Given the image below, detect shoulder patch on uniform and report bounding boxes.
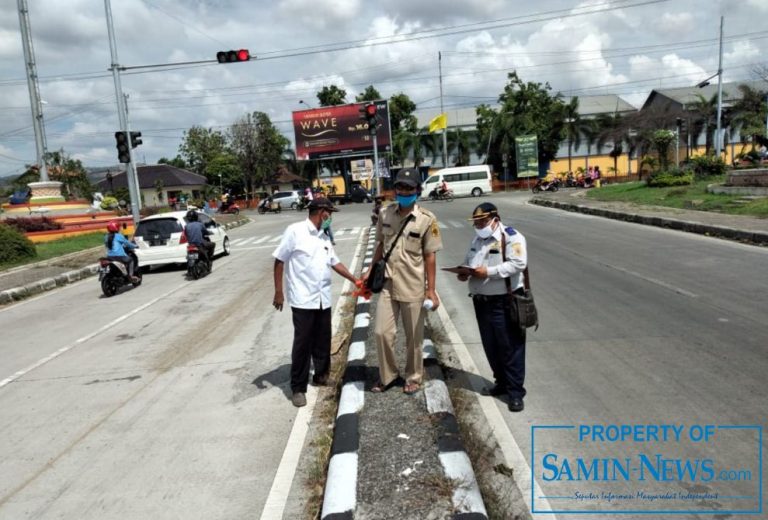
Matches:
[504,226,517,236]
[431,221,440,238]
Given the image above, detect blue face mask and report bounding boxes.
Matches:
[396,193,417,207]
[321,217,332,230]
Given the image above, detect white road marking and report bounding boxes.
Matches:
[260,227,366,520]
[0,284,189,389]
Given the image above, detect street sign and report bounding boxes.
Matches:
[515,135,539,178]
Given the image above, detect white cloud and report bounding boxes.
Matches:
[657,12,695,33]
[277,0,361,29]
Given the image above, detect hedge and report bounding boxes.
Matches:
[0,224,37,264]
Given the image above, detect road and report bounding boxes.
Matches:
[1,195,766,519]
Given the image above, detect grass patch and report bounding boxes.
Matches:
[0,232,104,271]
[587,176,768,218]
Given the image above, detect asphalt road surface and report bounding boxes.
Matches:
[1,195,766,519]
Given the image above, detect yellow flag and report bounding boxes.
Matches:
[428,113,447,133]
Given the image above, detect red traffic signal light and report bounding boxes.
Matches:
[359,103,378,135]
[114,131,130,163]
[365,104,377,117]
[216,49,251,63]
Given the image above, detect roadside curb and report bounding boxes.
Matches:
[529,198,768,245]
[0,217,251,305]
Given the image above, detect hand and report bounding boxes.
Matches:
[426,289,440,311]
[457,273,469,282]
[361,269,370,284]
[471,266,488,279]
[273,291,284,311]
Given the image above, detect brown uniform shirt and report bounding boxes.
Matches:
[375,203,442,302]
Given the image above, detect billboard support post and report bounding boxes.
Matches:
[373,133,380,196]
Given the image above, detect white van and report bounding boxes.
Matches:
[420,165,492,199]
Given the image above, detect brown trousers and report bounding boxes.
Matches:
[374,284,425,386]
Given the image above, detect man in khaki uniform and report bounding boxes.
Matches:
[363,168,442,395]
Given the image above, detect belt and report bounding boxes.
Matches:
[470,289,524,301]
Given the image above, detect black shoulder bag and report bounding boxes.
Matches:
[366,214,414,293]
[501,233,539,330]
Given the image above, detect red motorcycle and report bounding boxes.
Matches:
[217,202,240,215]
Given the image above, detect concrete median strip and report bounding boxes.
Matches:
[529,197,768,245]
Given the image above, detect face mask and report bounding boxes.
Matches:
[396,193,417,207]
[474,222,495,239]
[321,217,332,230]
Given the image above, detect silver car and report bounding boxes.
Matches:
[271,190,302,209]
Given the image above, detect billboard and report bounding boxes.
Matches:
[292,101,391,160]
[515,134,539,178]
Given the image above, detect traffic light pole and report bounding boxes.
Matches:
[372,133,381,196]
[104,0,141,225]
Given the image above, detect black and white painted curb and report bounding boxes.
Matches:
[321,227,376,520]
[423,340,488,519]
[322,226,487,519]
[0,217,250,305]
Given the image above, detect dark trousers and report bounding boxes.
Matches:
[472,294,527,399]
[290,306,332,393]
[109,255,134,277]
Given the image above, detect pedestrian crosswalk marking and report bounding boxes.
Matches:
[228,228,364,247]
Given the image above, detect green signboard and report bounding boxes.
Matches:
[515,135,539,178]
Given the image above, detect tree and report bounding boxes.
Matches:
[355,85,382,102]
[562,97,584,173]
[596,111,625,175]
[652,129,676,171]
[228,112,289,198]
[158,155,187,168]
[45,149,92,199]
[178,126,228,177]
[477,72,567,177]
[205,152,242,192]
[689,93,718,155]
[731,84,768,152]
[447,128,475,166]
[389,92,418,133]
[317,85,347,106]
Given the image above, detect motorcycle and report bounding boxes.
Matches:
[295,196,310,211]
[186,244,212,280]
[257,198,282,214]
[98,251,142,297]
[532,178,560,193]
[428,188,455,202]
[217,202,240,215]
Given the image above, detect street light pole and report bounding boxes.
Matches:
[715,16,724,159]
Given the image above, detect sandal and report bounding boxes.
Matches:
[403,382,421,395]
[371,378,400,393]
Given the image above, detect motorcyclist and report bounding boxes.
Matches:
[185,210,215,269]
[105,220,138,282]
[438,179,450,198]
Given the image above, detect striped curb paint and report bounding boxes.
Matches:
[0,217,250,305]
[321,226,376,520]
[423,339,489,519]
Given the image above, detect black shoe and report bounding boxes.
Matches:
[481,384,506,397]
[311,374,329,386]
[508,397,524,412]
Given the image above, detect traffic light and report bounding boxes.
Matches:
[216,49,251,63]
[130,131,142,149]
[115,131,130,163]
[359,103,378,135]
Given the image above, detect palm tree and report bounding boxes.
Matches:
[447,128,475,166]
[562,98,582,173]
[596,112,625,176]
[581,119,600,170]
[730,84,768,154]
[689,93,718,155]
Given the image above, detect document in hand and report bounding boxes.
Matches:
[441,265,476,275]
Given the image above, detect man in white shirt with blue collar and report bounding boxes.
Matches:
[272,197,358,407]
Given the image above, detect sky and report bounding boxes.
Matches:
[1,0,767,177]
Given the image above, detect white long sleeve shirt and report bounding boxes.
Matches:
[464,223,527,295]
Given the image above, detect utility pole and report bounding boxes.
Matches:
[104,0,141,224]
[438,52,448,168]
[715,16,724,159]
[17,0,49,182]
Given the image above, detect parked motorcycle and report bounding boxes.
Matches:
[217,202,240,215]
[257,198,282,214]
[428,188,455,201]
[98,251,142,297]
[532,178,560,193]
[186,244,212,280]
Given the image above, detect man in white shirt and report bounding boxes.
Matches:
[272,198,358,407]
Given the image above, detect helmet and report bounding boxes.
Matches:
[469,202,499,221]
[186,210,198,221]
[107,221,120,233]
